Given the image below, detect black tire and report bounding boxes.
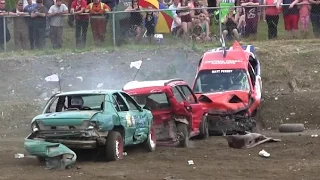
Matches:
[37,156,46,163]
[177,123,189,147]
[279,123,305,133]
[105,131,124,161]
[199,115,209,139]
[143,126,156,152]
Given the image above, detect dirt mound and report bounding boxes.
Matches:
[0,40,319,137]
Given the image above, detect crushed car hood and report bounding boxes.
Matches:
[197,90,250,113]
[33,111,100,126]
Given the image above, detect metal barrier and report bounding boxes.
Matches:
[0,3,318,53]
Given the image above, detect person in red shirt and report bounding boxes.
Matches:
[263,0,279,39]
[71,0,89,48]
[85,0,111,46]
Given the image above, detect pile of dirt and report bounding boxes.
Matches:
[0,40,319,137]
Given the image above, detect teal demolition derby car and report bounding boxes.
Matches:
[24,90,156,168]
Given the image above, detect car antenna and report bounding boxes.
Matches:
[220,35,227,58]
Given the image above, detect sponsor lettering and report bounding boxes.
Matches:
[204,60,242,65]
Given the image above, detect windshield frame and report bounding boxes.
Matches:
[192,68,252,94]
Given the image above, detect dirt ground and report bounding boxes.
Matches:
[0,40,319,179]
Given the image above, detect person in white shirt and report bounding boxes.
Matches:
[47,0,68,49]
[169,0,182,36]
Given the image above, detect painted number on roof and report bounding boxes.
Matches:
[204,60,242,64]
[212,70,233,73]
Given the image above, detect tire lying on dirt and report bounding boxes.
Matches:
[105,131,124,161]
[279,123,305,133]
[177,123,189,147]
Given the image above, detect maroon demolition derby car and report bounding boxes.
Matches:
[123,79,209,147]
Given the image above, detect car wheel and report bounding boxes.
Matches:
[105,131,124,161]
[37,156,46,163]
[199,115,209,139]
[144,126,157,152]
[177,123,189,148]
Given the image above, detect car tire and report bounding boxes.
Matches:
[199,115,209,139]
[279,123,305,133]
[37,156,46,163]
[105,131,124,161]
[143,126,156,152]
[177,123,189,148]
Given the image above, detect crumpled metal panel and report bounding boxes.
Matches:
[24,134,77,170]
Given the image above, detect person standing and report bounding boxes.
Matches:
[86,0,111,46]
[264,0,279,39]
[48,0,68,49]
[24,0,37,49]
[277,0,299,38]
[71,0,89,48]
[309,0,320,38]
[241,0,260,40]
[30,0,48,49]
[0,0,11,50]
[10,0,30,50]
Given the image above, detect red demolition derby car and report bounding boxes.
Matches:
[123,79,209,147]
[192,41,262,134]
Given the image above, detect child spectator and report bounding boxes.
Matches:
[30,0,48,49]
[10,0,30,50]
[71,0,89,48]
[24,0,37,49]
[145,6,157,44]
[86,0,111,46]
[222,8,240,40]
[48,0,68,49]
[309,0,320,38]
[192,13,211,42]
[289,0,311,37]
[241,0,259,40]
[277,0,299,38]
[264,0,279,39]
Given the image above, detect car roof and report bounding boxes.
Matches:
[123,78,184,91]
[199,43,254,71]
[56,89,121,96]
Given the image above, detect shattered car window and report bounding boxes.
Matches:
[131,93,171,110]
[47,94,105,112]
[193,69,250,93]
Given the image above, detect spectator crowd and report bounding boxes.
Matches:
[0,0,320,51]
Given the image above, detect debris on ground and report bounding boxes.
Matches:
[225,132,281,149]
[14,153,24,159]
[259,149,270,158]
[187,160,194,165]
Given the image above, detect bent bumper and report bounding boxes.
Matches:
[24,133,77,168]
[45,139,97,149]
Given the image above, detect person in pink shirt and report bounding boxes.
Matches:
[263,0,279,39]
[289,0,311,37]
